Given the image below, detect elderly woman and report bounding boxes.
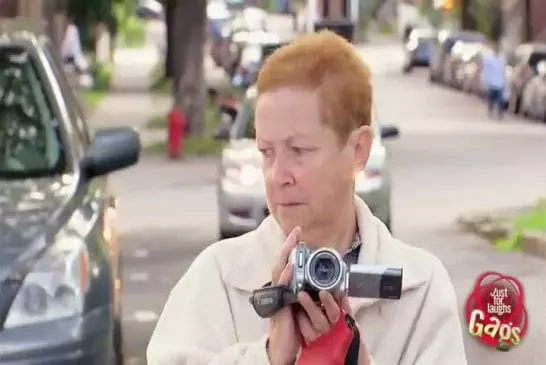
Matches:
[147,31,467,365]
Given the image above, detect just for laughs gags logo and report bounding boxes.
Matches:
[464,271,528,351]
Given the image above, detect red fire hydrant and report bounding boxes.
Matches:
[167,107,186,159]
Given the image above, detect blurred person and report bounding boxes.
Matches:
[147,31,467,365]
[58,11,93,88]
[481,42,507,119]
[60,14,89,73]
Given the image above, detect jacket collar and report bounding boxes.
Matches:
[223,196,427,313]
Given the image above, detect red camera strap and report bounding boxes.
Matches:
[297,312,360,365]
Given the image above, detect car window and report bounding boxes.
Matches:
[0,46,66,178]
[42,42,92,146]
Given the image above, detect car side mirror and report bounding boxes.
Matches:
[83,127,141,178]
[381,125,400,140]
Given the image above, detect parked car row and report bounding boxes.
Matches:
[0,27,140,363]
[403,28,546,123]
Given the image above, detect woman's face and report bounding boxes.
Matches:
[255,88,368,234]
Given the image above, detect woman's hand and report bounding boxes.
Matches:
[266,226,302,365]
[295,291,348,344]
[296,292,372,365]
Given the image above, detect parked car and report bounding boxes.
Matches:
[207,0,233,68]
[213,86,400,239]
[0,30,140,363]
[136,0,164,20]
[520,60,546,121]
[460,46,488,96]
[402,28,436,73]
[449,41,484,89]
[506,43,546,114]
[429,30,485,84]
[232,37,287,89]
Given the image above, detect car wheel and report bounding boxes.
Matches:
[510,94,521,114]
[429,73,435,83]
[112,257,124,365]
[521,102,529,117]
[113,316,124,365]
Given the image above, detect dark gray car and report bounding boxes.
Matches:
[0,30,140,364]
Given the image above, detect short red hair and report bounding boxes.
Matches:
[256,30,372,142]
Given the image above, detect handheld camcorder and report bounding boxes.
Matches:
[250,243,403,318]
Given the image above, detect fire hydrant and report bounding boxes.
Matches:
[167,107,186,159]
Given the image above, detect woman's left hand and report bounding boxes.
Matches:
[296,291,371,365]
[295,291,348,344]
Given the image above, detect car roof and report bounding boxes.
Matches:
[439,29,484,41]
[517,43,546,53]
[410,28,436,38]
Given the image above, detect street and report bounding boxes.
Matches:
[112,42,546,364]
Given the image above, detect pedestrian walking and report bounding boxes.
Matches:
[481,42,507,119]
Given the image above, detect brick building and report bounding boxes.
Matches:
[0,0,45,18]
[0,0,65,49]
[502,0,546,51]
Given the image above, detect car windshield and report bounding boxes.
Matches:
[242,8,267,31]
[444,33,483,53]
[232,93,380,140]
[0,46,65,178]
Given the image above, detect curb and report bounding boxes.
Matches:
[520,231,546,258]
[457,212,546,259]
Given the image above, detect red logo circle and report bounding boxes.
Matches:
[464,271,528,351]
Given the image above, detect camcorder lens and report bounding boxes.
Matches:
[311,254,338,286]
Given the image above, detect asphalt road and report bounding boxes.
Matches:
[112,42,546,364]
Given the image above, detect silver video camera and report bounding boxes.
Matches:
[288,243,403,300]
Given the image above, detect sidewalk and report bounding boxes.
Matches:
[88,44,170,146]
[88,45,230,147]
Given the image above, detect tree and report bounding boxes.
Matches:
[171,0,207,136]
[164,0,176,79]
[460,0,476,30]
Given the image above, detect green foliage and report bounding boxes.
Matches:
[120,16,146,47]
[468,0,502,40]
[66,0,139,51]
[66,0,113,51]
[91,63,113,91]
[494,202,546,252]
[418,0,444,28]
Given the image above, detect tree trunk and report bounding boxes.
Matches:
[460,0,476,31]
[173,0,207,136]
[165,0,176,78]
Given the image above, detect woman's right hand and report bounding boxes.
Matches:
[266,226,301,365]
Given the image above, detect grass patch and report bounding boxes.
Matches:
[82,89,106,110]
[119,16,146,48]
[146,114,167,129]
[143,136,225,156]
[149,60,172,94]
[494,200,546,252]
[143,101,226,157]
